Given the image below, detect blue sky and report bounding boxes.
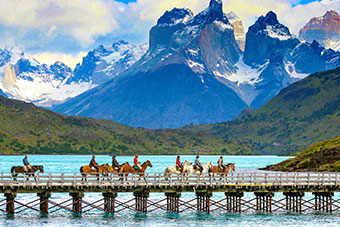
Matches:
[0,0,338,68]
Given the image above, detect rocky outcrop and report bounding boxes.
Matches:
[227,11,245,51]
[300,11,340,51]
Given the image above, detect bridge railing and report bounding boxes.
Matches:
[1,172,340,188]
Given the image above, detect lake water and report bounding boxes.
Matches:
[1,155,340,227]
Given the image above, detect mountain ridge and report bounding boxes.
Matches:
[0,94,253,155]
[182,67,340,155]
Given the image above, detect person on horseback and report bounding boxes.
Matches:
[194,155,203,172]
[23,155,32,172]
[176,155,183,173]
[134,154,142,170]
[89,155,99,172]
[217,156,226,172]
[112,154,120,170]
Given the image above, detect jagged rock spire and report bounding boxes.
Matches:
[209,0,223,11]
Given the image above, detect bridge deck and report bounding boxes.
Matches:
[1,172,340,193]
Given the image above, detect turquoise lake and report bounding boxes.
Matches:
[0,155,340,227]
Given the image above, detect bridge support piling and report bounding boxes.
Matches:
[37,191,51,214]
[225,192,244,212]
[165,192,181,213]
[4,192,16,215]
[134,191,149,213]
[283,192,304,213]
[255,192,274,212]
[70,192,84,214]
[313,192,334,213]
[103,192,117,213]
[196,191,212,213]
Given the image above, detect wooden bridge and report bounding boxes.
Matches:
[1,171,340,215]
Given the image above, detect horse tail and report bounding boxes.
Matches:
[163,168,168,177]
[80,166,84,174]
[11,166,15,173]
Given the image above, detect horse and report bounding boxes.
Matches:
[209,163,236,180]
[119,160,153,180]
[163,160,192,179]
[11,165,44,181]
[184,161,213,180]
[80,164,112,180]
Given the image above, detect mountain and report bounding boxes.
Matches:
[0,48,92,107]
[226,11,245,51]
[263,136,340,172]
[0,95,252,155]
[54,0,249,129]
[54,5,340,129]
[300,11,340,51]
[242,11,340,109]
[0,88,7,98]
[68,40,148,85]
[183,67,340,155]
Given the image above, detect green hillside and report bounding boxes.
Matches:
[0,95,252,155]
[263,136,340,172]
[183,67,340,155]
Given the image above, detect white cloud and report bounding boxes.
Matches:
[0,0,339,67]
[32,51,87,69]
[0,0,119,45]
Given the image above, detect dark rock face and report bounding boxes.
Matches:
[244,11,299,66]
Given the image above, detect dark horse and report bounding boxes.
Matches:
[11,165,44,181]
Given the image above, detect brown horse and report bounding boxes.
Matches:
[119,160,153,178]
[209,163,236,180]
[11,165,44,181]
[80,164,112,180]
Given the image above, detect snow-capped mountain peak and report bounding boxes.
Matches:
[251,11,292,40]
[299,10,340,51]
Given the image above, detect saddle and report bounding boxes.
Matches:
[23,166,28,172]
[133,165,139,170]
[91,167,97,171]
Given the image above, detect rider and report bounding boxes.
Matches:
[217,156,226,172]
[23,155,32,172]
[112,154,120,170]
[176,155,183,172]
[89,155,99,172]
[134,154,142,170]
[194,155,203,172]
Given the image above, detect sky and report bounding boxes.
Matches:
[0,0,338,68]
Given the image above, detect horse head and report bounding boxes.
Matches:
[34,165,44,173]
[183,160,192,166]
[227,163,236,172]
[145,160,153,167]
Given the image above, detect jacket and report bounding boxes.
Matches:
[195,158,201,165]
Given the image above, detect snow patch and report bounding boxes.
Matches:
[213,21,233,31]
[260,25,292,41]
[284,61,309,79]
[214,59,266,86]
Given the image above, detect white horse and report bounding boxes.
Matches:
[163,160,192,178]
[185,161,213,180]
